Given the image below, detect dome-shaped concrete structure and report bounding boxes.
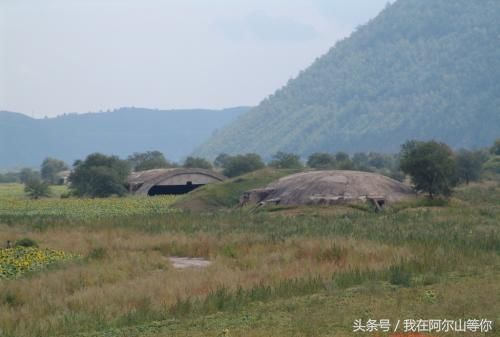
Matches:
[128,168,226,196]
[240,170,414,207]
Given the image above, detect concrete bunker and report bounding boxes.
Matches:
[240,170,414,209]
[128,168,226,196]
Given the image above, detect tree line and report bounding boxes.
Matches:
[1,138,499,199]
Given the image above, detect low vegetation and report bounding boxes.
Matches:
[24,178,52,200]
[0,140,499,336]
[0,186,177,223]
[0,246,78,279]
[173,168,299,210]
[3,138,498,202]
[0,173,498,336]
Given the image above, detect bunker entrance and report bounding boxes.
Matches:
[368,197,386,211]
[148,182,204,196]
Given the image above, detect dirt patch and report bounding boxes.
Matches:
[169,257,211,269]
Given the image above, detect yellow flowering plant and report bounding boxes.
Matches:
[0,246,79,279]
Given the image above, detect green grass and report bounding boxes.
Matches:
[0,183,68,199]
[73,270,500,337]
[173,168,301,210]
[0,177,499,337]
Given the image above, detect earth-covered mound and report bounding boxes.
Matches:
[240,170,414,206]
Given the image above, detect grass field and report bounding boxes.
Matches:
[0,184,177,223]
[0,173,499,337]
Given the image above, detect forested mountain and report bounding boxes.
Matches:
[0,107,249,169]
[195,0,500,159]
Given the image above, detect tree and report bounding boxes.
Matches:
[41,157,68,184]
[19,168,40,184]
[491,139,500,155]
[335,152,355,170]
[24,178,51,199]
[352,153,369,169]
[0,172,20,183]
[127,151,173,172]
[336,158,355,170]
[268,152,303,169]
[222,153,265,177]
[214,153,231,168]
[193,0,500,160]
[335,152,350,162]
[455,149,483,184]
[399,140,458,198]
[367,153,391,169]
[183,156,213,170]
[307,153,336,169]
[70,153,131,197]
[483,156,500,174]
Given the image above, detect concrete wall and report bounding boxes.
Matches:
[156,174,220,186]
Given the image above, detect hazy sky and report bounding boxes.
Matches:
[1,0,389,117]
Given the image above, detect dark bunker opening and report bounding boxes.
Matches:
[147,182,204,196]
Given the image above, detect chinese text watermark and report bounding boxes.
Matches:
[353,319,494,333]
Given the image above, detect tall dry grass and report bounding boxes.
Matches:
[0,179,498,336]
[0,226,408,337]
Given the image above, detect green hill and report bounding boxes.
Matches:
[0,107,249,169]
[195,0,500,159]
[173,168,300,211]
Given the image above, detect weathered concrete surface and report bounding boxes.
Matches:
[240,170,414,206]
[128,168,226,195]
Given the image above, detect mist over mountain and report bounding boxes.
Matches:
[0,107,249,169]
[195,0,500,159]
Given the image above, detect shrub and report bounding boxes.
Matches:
[214,153,231,168]
[389,264,411,287]
[268,152,303,169]
[15,238,38,248]
[455,149,484,184]
[87,247,107,260]
[490,139,500,155]
[1,290,21,307]
[388,169,406,182]
[24,179,51,199]
[221,245,237,258]
[307,153,336,169]
[60,192,71,199]
[317,244,346,263]
[222,154,265,177]
[307,152,355,170]
[183,156,213,170]
[483,156,500,174]
[128,151,175,171]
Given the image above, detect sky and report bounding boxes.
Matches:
[0,0,389,117]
